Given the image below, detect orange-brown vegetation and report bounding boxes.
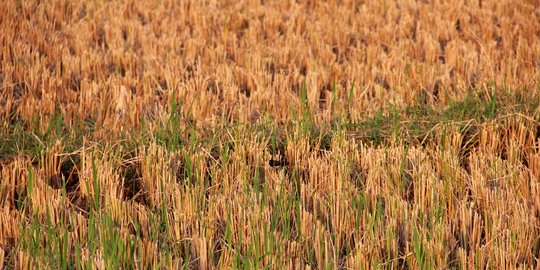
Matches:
[0,0,539,269]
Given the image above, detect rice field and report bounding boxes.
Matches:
[1,0,539,269]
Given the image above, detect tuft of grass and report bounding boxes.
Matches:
[346,88,540,146]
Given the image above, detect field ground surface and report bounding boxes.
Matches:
[1,0,540,269]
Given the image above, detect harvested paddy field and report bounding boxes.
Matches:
[1,0,539,269]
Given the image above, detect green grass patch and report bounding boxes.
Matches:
[345,89,539,146]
